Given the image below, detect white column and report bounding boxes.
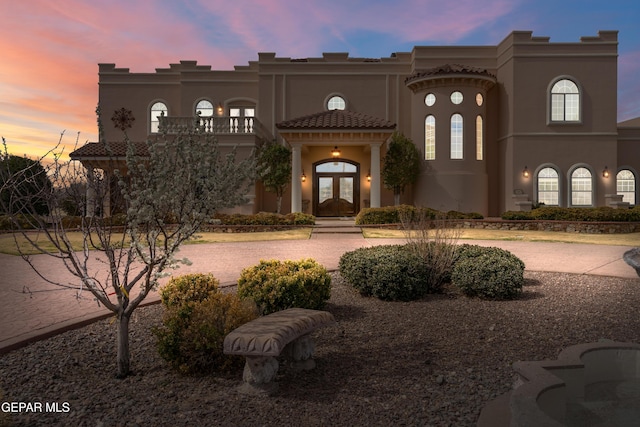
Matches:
[370,143,381,208]
[103,171,111,217]
[291,144,302,213]
[85,165,96,217]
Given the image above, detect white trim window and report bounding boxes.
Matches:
[195,100,214,117]
[450,114,463,159]
[617,169,636,205]
[571,167,592,206]
[425,115,435,160]
[476,115,483,161]
[150,101,168,133]
[327,95,346,110]
[551,79,580,122]
[537,167,559,206]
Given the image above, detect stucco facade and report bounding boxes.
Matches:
[72,30,640,217]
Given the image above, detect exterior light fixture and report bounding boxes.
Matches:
[301,170,306,182]
[602,166,610,178]
[331,146,341,158]
[367,170,371,182]
[216,103,224,115]
[522,166,530,178]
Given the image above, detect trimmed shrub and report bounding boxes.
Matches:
[159,273,220,309]
[502,206,640,222]
[0,214,37,230]
[155,292,258,374]
[500,211,534,220]
[451,244,525,300]
[214,212,315,226]
[355,205,483,225]
[339,244,433,301]
[154,273,259,374]
[237,258,331,315]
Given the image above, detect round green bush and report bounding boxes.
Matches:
[451,245,525,300]
[237,258,331,315]
[339,244,433,301]
[154,292,258,374]
[159,273,219,310]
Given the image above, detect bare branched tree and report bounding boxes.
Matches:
[0,111,255,378]
[399,208,461,291]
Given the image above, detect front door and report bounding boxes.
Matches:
[314,160,360,217]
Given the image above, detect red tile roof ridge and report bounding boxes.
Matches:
[276,109,396,130]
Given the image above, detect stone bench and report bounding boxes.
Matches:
[623,247,640,277]
[223,307,335,394]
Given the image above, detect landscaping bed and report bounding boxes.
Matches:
[2,271,639,426]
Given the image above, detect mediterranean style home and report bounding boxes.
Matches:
[71,30,639,217]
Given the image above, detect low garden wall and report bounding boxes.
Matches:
[361,219,640,234]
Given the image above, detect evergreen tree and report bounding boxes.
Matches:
[256,141,291,213]
[382,132,421,205]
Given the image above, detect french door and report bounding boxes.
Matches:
[314,160,359,216]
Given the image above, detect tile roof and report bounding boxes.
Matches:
[70,141,148,159]
[276,110,396,130]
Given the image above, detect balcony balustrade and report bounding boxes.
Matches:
[158,116,272,142]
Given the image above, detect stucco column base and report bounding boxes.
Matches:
[240,356,279,395]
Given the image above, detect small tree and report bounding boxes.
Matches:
[0,108,255,378]
[382,132,421,205]
[0,153,52,215]
[256,141,291,213]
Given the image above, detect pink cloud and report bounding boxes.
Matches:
[1,0,638,161]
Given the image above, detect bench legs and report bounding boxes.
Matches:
[241,356,279,395]
[238,334,318,395]
[284,333,316,371]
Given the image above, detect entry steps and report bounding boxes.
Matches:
[312,218,362,234]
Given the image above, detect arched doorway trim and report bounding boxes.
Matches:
[313,158,360,216]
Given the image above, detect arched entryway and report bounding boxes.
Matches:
[313,159,360,216]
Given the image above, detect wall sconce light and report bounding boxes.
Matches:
[331,146,341,158]
[301,170,306,182]
[522,166,530,178]
[216,103,224,115]
[366,170,371,182]
[602,166,610,178]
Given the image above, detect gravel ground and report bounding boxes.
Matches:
[1,271,640,427]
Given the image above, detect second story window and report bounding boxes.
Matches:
[450,113,463,159]
[150,101,168,133]
[551,79,580,122]
[195,100,214,117]
[229,107,255,133]
[327,95,346,110]
[425,115,435,160]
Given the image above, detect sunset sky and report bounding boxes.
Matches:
[1,0,639,159]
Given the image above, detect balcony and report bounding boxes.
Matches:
[158,116,273,143]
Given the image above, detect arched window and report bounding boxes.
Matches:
[571,167,592,206]
[195,99,214,117]
[425,115,435,160]
[551,79,580,122]
[617,169,636,205]
[476,115,483,161]
[327,95,346,110]
[150,101,168,133]
[537,167,559,206]
[450,114,463,159]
